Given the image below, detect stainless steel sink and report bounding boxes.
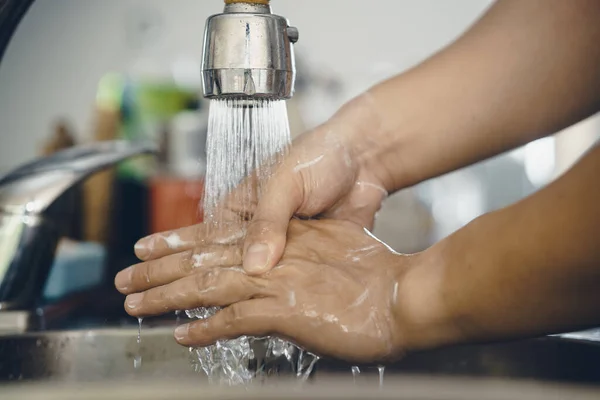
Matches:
[2,377,600,400]
[1,326,600,385]
[0,327,199,382]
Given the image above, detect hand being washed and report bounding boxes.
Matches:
[120,0,600,365]
[240,99,390,274]
[132,96,389,275]
[115,219,420,363]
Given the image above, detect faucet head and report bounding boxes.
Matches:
[200,1,298,100]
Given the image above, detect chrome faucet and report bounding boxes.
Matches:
[201,0,299,100]
[0,140,156,331]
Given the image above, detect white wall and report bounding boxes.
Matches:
[0,0,493,171]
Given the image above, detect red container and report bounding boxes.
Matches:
[149,175,204,234]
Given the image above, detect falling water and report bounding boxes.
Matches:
[377,365,385,387]
[36,308,46,331]
[202,98,291,222]
[295,348,320,381]
[351,366,361,384]
[134,317,143,369]
[187,98,303,385]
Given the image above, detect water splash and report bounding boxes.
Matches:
[187,307,253,385]
[295,347,319,381]
[202,98,290,222]
[187,98,302,385]
[134,317,143,369]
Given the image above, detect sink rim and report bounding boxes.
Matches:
[0,325,175,339]
[2,327,600,387]
[1,375,600,400]
[2,326,599,346]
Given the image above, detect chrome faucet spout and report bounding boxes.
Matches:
[0,140,156,324]
[201,1,298,100]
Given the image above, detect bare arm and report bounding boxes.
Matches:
[115,0,600,358]
[399,145,600,350]
[116,146,600,360]
[224,0,600,275]
[352,0,600,192]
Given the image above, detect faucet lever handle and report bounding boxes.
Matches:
[0,140,157,214]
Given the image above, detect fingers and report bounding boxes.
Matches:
[324,180,387,230]
[115,244,243,294]
[243,170,302,275]
[220,174,260,220]
[124,267,265,317]
[174,300,276,347]
[134,222,246,261]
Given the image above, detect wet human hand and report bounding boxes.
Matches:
[239,98,390,275]
[130,95,390,276]
[115,219,417,363]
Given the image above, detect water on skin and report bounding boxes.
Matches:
[293,154,324,173]
[186,98,383,385]
[162,232,188,250]
[134,317,143,369]
[202,98,291,221]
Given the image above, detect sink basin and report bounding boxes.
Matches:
[1,326,600,386]
[1,378,600,400]
[0,327,197,382]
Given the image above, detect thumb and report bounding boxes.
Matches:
[243,172,301,275]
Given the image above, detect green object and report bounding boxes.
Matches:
[96,73,125,111]
[95,74,199,181]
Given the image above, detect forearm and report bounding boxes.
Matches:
[348,0,600,192]
[402,145,600,351]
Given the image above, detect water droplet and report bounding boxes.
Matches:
[36,307,46,331]
[135,317,143,370]
[377,365,385,388]
[351,366,360,383]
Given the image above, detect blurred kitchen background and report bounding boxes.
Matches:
[0,0,598,318]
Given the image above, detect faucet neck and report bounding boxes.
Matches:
[225,0,270,4]
[223,1,271,14]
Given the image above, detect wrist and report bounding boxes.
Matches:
[392,243,464,354]
[327,92,403,193]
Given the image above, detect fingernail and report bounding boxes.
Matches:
[115,267,133,291]
[174,324,189,341]
[134,238,151,260]
[126,293,143,309]
[244,243,270,274]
